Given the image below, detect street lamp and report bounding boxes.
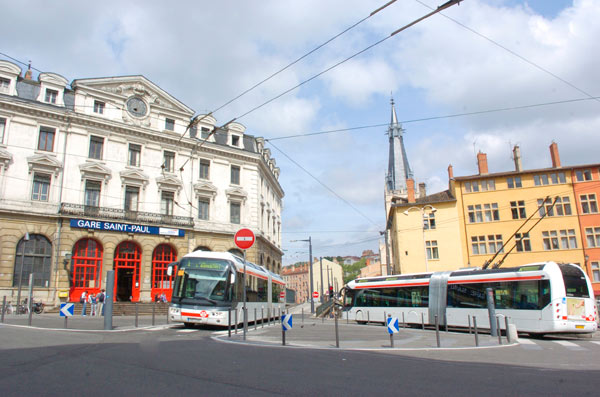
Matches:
[290,237,314,313]
[403,205,437,273]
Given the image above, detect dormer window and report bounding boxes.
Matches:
[201,127,211,139]
[93,100,105,114]
[45,89,58,104]
[231,135,240,147]
[165,118,175,131]
[0,77,10,93]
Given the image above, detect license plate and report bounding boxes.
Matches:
[575,325,584,329]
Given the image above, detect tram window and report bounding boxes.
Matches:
[354,287,428,308]
[447,280,550,310]
[559,265,590,298]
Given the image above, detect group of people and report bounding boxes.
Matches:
[154,293,168,303]
[80,289,105,316]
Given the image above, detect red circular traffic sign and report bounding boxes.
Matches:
[234,228,255,250]
[279,291,285,299]
[312,291,319,299]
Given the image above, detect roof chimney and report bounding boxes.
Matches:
[418,182,426,198]
[407,178,415,203]
[24,64,32,80]
[477,151,488,175]
[513,145,522,172]
[549,142,561,168]
[447,164,454,180]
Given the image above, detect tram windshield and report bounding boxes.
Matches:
[172,258,232,304]
[558,264,590,298]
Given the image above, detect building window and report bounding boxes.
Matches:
[534,172,566,186]
[128,143,141,167]
[93,100,105,114]
[468,204,483,223]
[163,151,175,173]
[230,202,241,224]
[0,117,5,143]
[45,89,58,104]
[161,191,174,216]
[537,197,572,217]
[484,203,500,222]
[38,127,55,151]
[471,236,487,255]
[124,186,139,212]
[580,194,598,214]
[510,200,526,219]
[425,240,439,260]
[89,136,104,159]
[13,234,52,288]
[198,198,209,220]
[542,229,577,250]
[32,173,51,201]
[591,262,600,283]
[423,212,436,230]
[231,165,240,185]
[471,235,503,255]
[575,169,592,182]
[0,77,10,93]
[84,180,101,207]
[585,227,600,248]
[465,179,495,193]
[165,118,175,131]
[199,159,210,179]
[507,176,522,188]
[515,232,531,252]
[232,135,240,146]
[201,127,211,139]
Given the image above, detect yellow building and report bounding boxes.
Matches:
[455,144,585,268]
[387,142,588,275]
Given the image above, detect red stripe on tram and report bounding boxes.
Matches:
[448,275,543,284]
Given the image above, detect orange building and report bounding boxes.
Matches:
[571,166,600,296]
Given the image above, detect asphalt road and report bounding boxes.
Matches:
[1,324,599,396]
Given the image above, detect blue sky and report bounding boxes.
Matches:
[2,1,599,265]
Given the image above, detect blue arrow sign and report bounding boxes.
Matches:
[282,314,293,331]
[60,303,74,317]
[387,317,399,334]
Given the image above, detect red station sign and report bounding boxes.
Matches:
[234,228,255,250]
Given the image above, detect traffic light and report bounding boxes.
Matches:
[328,285,334,298]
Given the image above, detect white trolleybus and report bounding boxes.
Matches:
[344,261,597,336]
[167,251,285,328]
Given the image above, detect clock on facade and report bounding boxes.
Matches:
[126,97,148,118]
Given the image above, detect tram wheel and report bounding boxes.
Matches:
[183,322,195,329]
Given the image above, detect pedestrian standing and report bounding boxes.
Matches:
[89,292,96,316]
[80,291,88,316]
[96,289,105,316]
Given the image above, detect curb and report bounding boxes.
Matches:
[0,322,174,333]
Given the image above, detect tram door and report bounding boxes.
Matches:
[114,241,141,302]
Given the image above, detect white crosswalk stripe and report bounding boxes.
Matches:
[553,340,585,349]
[177,329,197,333]
[518,338,537,344]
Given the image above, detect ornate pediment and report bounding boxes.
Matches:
[225,186,248,203]
[27,153,62,176]
[193,181,218,200]
[156,174,183,192]
[119,168,149,188]
[0,148,13,170]
[79,161,112,183]
[72,76,194,115]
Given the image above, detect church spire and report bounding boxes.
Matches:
[385,97,413,194]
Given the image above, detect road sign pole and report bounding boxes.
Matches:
[243,250,248,341]
[104,271,114,330]
[27,273,34,326]
[334,307,339,348]
[64,316,68,329]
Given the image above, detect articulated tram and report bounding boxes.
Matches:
[168,251,285,327]
[344,262,597,335]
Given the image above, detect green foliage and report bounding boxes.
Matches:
[342,257,366,284]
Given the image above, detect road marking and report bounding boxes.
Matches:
[554,340,585,350]
[518,338,542,350]
[177,329,197,333]
[518,339,537,344]
[591,341,600,346]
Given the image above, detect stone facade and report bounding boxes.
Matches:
[0,60,284,305]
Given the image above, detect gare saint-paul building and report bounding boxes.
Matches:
[0,60,284,305]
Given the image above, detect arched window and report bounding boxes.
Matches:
[71,238,103,293]
[152,244,177,300]
[194,246,211,252]
[13,234,52,288]
[114,241,142,302]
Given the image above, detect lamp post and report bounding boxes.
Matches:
[403,205,437,273]
[291,237,314,313]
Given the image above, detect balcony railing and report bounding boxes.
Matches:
[60,203,194,228]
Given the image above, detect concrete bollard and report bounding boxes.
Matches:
[384,311,387,327]
[508,323,518,343]
[367,311,370,325]
[1,296,5,323]
[497,317,502,345]
[435,314,440,348]
[468,315,472,334]
[228,308,232,338]
[402,312,405,328]
[255,308,258,330]
[234,310,238,334]
[505,316,510,343]
[473,316,479,347]
[152,302,156,326]
[421,312,425,330]
[135,303,139,328]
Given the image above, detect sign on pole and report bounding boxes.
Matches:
[282,314,293,331]
[312,291,319,299]
[279,291,285,300]
[60,303,74,317]
[234,228,255,250]
[387,317,399,334]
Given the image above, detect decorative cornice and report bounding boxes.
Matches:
[225,186,248,203]
[79,161,112,183]
[156,173,183,192]
[0,147,12,170]
[27,153,62,176]
[119,168,149,188]
[193,181,218,200]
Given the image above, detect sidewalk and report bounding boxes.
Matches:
[215,314,516,350]
[0,313,170,331]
